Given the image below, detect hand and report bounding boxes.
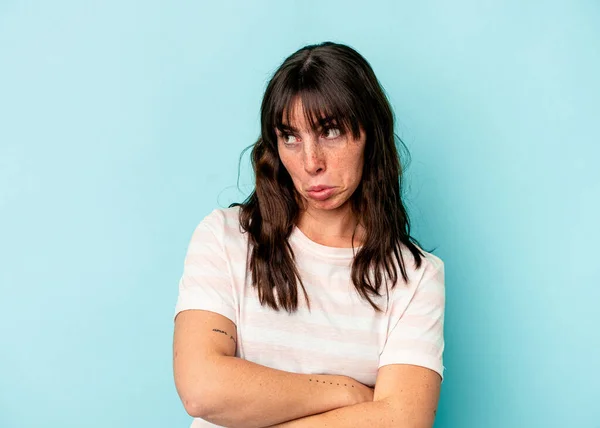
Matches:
[342,376,374,406]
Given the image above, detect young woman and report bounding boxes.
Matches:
[173,41,445,428]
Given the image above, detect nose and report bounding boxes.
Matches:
[302,137,325,175]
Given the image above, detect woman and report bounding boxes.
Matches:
[173,41,445,428]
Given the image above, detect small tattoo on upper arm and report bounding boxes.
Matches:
[212,328,237,345]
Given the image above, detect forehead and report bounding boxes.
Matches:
[282,98,306,123]
[279,98,336,132]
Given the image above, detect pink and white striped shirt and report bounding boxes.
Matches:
[174,206,445,428]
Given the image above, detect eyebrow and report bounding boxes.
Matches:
[278,116,338,133]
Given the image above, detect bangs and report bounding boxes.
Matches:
[269,76,363,140]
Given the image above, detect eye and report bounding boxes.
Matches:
[281,133,298,145]
[323,127,341,139]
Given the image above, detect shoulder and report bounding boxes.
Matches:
[399,242,445,288]
[195,205,242,234]
[421,250,444,278]
[410,247,445,304]
[191,205,245,250]
[384,244,445,316]
[402,244,444,277]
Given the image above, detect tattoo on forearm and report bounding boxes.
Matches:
[309,378,355,388]
[212,328,237,345]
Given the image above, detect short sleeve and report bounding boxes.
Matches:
[173,209,237,325]
[378,257,446,381]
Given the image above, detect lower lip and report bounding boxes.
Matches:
[307,187,335,201]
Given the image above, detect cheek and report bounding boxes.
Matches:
[277,146,289,167]
[278,151,300,177]
[339,152,364,181]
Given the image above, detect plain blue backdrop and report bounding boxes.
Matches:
[1,1,599,427]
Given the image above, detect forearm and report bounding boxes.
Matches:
[266,398,428,428]
[197,355,357,428]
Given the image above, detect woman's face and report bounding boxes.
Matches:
[276,98,366,212]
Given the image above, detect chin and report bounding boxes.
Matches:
[309,197,349,211]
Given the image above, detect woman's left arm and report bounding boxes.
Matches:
[266,364,440,428]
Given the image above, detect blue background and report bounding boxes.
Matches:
[1,1,598,427]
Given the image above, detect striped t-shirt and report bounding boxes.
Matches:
[174,206,445,428]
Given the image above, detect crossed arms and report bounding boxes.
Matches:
[173,309,441,428]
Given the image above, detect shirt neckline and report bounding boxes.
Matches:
[290,224,363,260]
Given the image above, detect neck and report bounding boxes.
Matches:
[296,202,365,247]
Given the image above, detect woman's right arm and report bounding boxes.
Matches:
[173,309,373,428]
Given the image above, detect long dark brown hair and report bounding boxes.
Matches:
[230,41,433,314]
